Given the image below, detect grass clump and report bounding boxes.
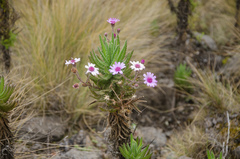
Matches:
[166,125,209,158]
[188,63,239,113]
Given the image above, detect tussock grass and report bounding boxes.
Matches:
[190,0,236,45]
[165,125,208,158]
[187,61,240,113]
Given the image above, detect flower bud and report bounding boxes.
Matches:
[82,83,88,87]
[73,83,79,89]
[141,59,145,64]
[104,32,108,37]
[117,28,121,34]
[134,84,139,88]
[114,33,116,38]
[71,67,77,73]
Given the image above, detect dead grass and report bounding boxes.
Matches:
[187,61,240,113]
[190,0,236,45]
[165,125,209,158]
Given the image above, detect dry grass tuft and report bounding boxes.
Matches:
[165,125,209,158]
[187,61,240,113]
[190,0,236,45]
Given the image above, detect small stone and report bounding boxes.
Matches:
[193,32,217,50]
[85,135,93,147]
[52,148,101,159]
[178,156,193,159]
[19,116,67,142]
[138,127,167,147]
[205,118,213,128]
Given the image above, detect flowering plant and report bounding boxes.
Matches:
[65,18,157,157]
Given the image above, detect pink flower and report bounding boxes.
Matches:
[143,72,157,87]
[73,83,79,89]
[130,61,145,71]
[85,63,99,76]
[107,18,120,24]
[141,59,145,64]
[114,33,116,38]
[109,62,126,75]
[65,58,80,66]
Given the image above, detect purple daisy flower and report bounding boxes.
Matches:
[130,61,145,71]
[85,63,99,76]
[143,72,157,87]
[107,18,120,24]
[65,58,80,66]
[109,62,126,75]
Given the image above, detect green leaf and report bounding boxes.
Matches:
[0,102,17,112]
[99,74,112,81]
[111,46,119,61]
[123,67,132,77]
[111,33,114,44]
[124,50,134,65]
[116,35,120,46]
[90,50,105,70]
[0,77,4,93]
[218,151,222,159]
[99,107,109,112]
[99,35,107,56]
[117,40,127,62]
[98,47,108,64]
[119,145,129,158]
[139,145,149,158]
[142,153,152,159]
[137,138,143,152]
[1,87,14,103]
[108,42,113,63]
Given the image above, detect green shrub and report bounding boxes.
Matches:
[174,63,192,90]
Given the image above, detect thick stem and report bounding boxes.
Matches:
[176,0,190,45]
[0,117,14,159]
[108,111,131,158]
[167,0,177,13]
[0,0,11,72]
[235,0,240,27]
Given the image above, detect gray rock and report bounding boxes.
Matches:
[178,156,193,159]
[194,32,217,50]
[164,152,177,159]
[53,148,101,159]
[138,127,167,147]
[233,146,240,159]
[19,116,67,142]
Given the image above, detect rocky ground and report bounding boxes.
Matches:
[15,32,240,159]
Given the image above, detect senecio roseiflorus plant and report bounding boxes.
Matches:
[0,77,17,159]
[65,18,157,157]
